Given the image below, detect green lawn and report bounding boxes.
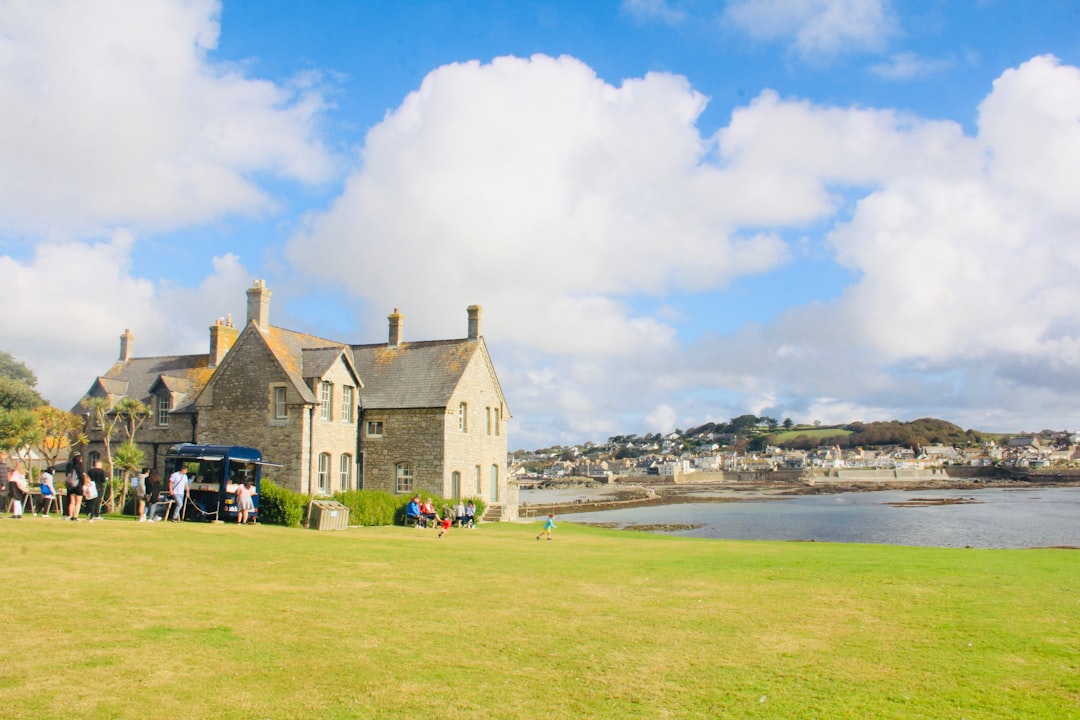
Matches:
[770,426,853,443]
[3,516,1078,719]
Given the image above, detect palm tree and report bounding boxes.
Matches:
[114,441,145,514]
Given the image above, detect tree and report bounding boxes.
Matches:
[111,398,150,512]
[0,377,44,410]
[82,396,124,511]
[0,408,43,469]
[32,406,86,468]
[0,351,37,386]
[114,441,146,513]
[730,414,759,435]
[782,418,794,429]
[0,351,45,410]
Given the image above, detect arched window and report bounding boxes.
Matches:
[395,462,413,494]
[451,471,461,499]
[317,452,330,492]
[339,454,352,491]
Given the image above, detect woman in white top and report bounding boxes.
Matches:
[9,462,28,519]
[38,466,56,516]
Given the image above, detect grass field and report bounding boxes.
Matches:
[2,515,1078,719]
[769,427,853,444]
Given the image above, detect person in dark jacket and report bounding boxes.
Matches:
[86,460,107,521]
[66,453,86,521]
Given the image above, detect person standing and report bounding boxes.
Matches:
[144,468,163,520]
[536,513,557,541]
[133,467,149,521]
[8,461,28,518]
[66,453,86,521]
[86,460,107,521]
[235,480,254,524]
[38,466,57,516]
[0,450,9,514]
[83,470,102,522]
[168,464,189,522]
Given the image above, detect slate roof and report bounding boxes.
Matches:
[77,355,213,414]
[259,326,360,404]
[350,338,480,409]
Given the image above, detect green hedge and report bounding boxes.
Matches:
[332,490,486,527]
[259,480,308,527]
[333,490,401,526]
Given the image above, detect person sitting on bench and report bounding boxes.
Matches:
[419,497,438,528]
[404,495,422,527]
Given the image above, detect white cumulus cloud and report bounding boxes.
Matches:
[724,0,898,58]
[0,0,335,237]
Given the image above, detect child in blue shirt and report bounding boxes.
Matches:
[536,513,556,540]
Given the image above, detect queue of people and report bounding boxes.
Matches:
[0,454,253,525]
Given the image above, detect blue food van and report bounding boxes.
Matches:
[163,443,276,523]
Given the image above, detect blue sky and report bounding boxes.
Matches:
[2,0,1080,449]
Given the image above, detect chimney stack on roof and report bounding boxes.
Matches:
[208,316,239,368]
[246,280,271,331]
[467,305,482,340]
[388,308,404,348]
[119,328,134,362]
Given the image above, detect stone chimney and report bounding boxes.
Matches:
[119,328,134,361]
[246,280,271,330]
[388,308,404,348]
[467,305,482,340]
[208,315,239,368]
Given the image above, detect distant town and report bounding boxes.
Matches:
[510,416,1078,482]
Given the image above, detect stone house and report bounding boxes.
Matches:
[75,281,512,516]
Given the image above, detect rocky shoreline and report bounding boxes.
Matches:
[518,474,1073,518]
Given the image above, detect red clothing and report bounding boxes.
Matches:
[440,517,452,531]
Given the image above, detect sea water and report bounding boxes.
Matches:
[527,486,1080,549]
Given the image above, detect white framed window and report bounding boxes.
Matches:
[458,402,468,432]
[339,454,352,491]
[490,464,499,502]
[474,465,482,497]
[157,394,172,427]
[395,462,413,494]
[319,381,333,421]
[342,385,355,423]
[273,386,287,420]
[366,420,383,437]
[451,471,461,498]
[494,407,500,436]
[317,452,331,492]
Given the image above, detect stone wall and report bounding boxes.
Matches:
[360,406,445,496]
[442,344,509,504]
[196,329,310,492]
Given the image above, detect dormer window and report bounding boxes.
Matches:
[157,394,172,427]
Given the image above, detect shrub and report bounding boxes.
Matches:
[333,490,401,526]
[259,480,307,527]
[330,490,488,526]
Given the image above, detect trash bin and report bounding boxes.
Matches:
[307,500,350,531]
